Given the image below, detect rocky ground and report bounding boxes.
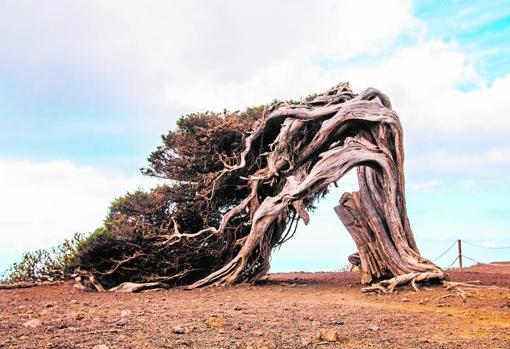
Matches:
[1,266,509,348]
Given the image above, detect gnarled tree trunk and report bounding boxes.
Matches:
[78,82,446,292]
[189,83,446,291]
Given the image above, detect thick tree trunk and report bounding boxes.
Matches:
[190,84,446,290]
[78,82,446,292]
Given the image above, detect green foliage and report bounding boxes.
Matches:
[336,264,354,272]
[1,233,87,283]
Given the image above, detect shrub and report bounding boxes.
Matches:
[1,232,87,283]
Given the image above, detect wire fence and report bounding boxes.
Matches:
[430,239,510,270]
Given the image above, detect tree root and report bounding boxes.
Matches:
[360,272,503,296]
[361,270,447,294]
[73,271,170,293]
[441,280,499,299]
[108,282,170,293]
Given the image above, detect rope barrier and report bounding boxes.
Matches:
[446,256,459,270]
[461,240,510,250]
[429,239,509,270]
[461,255,510,267]
[432,240,457,262]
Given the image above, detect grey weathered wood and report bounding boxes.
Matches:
[189,82,445,291]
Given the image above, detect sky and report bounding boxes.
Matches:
[1,0,509,273]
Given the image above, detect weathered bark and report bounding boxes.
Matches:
[188,82,445,290]
[78,82,446,292]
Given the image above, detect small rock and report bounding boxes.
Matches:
[45,302,55,308]
[246,338,277,349]
[233,305,242,311]
[176,339,192,346]
[120,309,132,317]
[318,329,338,342]
[218,329,226,334]
[22,319,41,328]
[116,318,129,326]
[207,316,225,329]
[250,329,263,336]
[92,345,109,349]
[301,336,315,346]
[369,325,380,331]
[172,326,187,334]
[70,299,78,304]
[56,320,71,329]
[401,297,410,302]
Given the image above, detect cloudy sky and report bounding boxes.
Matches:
[1,0,509,272]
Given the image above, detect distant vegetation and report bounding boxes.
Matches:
[2,106,267,285]
[1,232,85,283]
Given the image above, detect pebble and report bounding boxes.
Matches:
[246,338,277,349]
[207,316,225,329]
[176,339,192,346]
[172,326,186,334]
[116,318,129,326]
[302,336,315,346]
[369,325,380,331]
[92,345,109,349]
[22,319,41,328]
[401,297,410,302]
[318,329,338,342]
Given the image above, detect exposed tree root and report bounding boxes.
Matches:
[360,276,501,295]
[441,280,499,299]
[108,282,170,293]
[361,270,446,294]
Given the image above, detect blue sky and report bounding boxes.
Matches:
[0,0,509,272]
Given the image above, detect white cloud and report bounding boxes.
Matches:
[406,148,510,178]
[1,1,508,151]
[408,179,441,192]
[0,0,414,113]
[460,179,475,187]
[0,159,160,270]
[331,40,509,139]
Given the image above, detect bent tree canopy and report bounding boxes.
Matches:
[76,82,446,292]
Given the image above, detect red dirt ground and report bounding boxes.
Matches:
[1,268,509,348]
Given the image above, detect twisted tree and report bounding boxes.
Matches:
[75,82,446,292]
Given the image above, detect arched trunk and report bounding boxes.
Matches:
[78,82,447,292]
